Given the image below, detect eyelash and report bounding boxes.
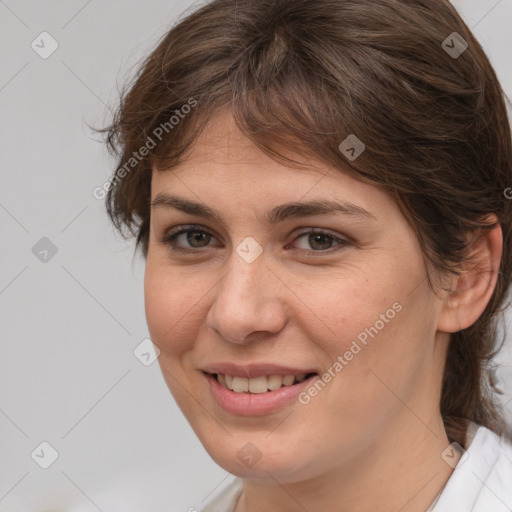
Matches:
[158,224,350,256]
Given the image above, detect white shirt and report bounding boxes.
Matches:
[200,423,512,512]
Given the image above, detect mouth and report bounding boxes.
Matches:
[207,372,317,393]
[202,368,319,416]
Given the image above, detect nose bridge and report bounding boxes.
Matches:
[224,234,270,298]
[206,240,284,344]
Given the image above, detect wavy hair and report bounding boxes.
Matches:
[99,0,512,446]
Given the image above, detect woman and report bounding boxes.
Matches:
[101,0,512,510]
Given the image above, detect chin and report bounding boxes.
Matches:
[201,434,314,482]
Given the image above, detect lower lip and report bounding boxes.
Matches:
[204,372,318,416]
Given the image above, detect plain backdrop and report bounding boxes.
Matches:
[1,1,511,511]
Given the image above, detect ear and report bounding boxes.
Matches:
[437,215,502,333]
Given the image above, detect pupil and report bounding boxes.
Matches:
[188,232,209,247]
[310,233,332,250]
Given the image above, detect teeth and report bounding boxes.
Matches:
[215,373,310,393]
[267,375,283,390]
[232,376,249,392]
[248,376,268,394]
[282,375,295,386]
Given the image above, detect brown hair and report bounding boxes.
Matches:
[100,0,512,446]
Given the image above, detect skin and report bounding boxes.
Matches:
[144,107,502,512]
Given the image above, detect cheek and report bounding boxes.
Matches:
[293,268,401,358]
[305,259,432,394]
[317,284,436,423]
[143,264,205,355]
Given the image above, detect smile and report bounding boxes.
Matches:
[202,366,319,416]
[214,373,313,393]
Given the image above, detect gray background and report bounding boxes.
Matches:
[1,1,511,511]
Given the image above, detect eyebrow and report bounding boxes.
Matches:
[150,193,377,225]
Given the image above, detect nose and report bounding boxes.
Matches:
[205,244,287,345]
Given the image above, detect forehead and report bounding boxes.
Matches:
[151,108,398,223]
[159,108,320,179]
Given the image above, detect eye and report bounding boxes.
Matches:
[290,229,349,254]
[158,224,218,253]
[158,225,350,255]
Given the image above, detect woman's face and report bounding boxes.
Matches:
[144,108,450,483]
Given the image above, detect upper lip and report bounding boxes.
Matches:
[202,362,318,378]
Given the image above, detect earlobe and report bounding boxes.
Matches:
[437,217,502,333]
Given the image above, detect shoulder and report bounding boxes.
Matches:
[472,426,512,510]
[199,477,243,512]
[433,424,512,512]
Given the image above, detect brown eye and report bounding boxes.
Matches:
[307,233,335,250]
[158,225,217,253]
[185,231,211,248]
[292,230,349,253]
[159,225,349,256]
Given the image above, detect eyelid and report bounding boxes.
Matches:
[158,224,351,254]
[159,224,220,240]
